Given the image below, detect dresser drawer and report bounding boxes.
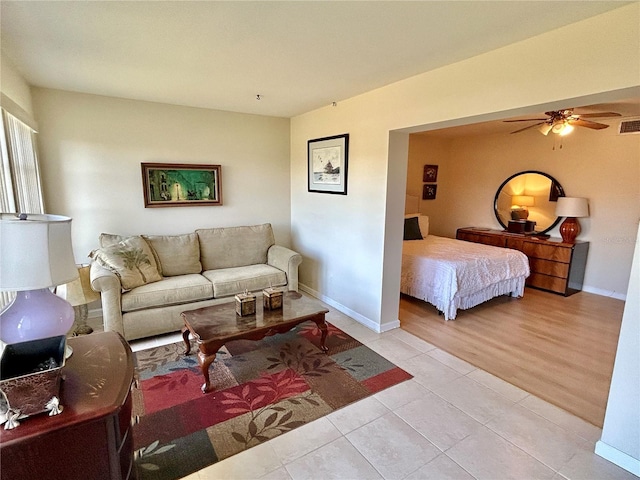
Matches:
[119,427,135,480]
[529,258,570,278]
[457,232,506,247]
[527,272,568,294]
[505,237,524,252]
[116,389,133,447]
[521,242,572,263]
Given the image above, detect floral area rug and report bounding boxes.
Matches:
[131,322,412,480]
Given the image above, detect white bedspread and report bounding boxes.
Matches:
[401,235,530,320]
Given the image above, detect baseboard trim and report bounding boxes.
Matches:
[595,440,640,476]
[582,286,626,301]
[299,284,398,333]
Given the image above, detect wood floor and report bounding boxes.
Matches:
[399,288,625,427]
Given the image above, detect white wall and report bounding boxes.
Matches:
[291,4,640,331]
[31,88,291,264]
[407,125,640,298]
[0,51,34,116]
[596,221,640,476]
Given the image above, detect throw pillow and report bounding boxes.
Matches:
[89,236,162,290]
[418,215,429,237]
[99,233,126,248]
[404,216,423,241]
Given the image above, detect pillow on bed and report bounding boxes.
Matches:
[418,215,429,236]
[404,214,429,237]
[404,216,423,240]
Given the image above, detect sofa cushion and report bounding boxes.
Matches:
[197,223,275,270]
[89,236,162,290]
[144,233,202,277]
[121,274,214,312]
[203,264,286,298]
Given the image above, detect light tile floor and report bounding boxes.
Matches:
[92,304,637,480]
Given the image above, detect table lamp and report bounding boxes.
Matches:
[0,213,78,344]
[555,197,589,243]
[511,195,535,220]
[57,264,100,335]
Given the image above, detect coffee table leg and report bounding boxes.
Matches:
[182,327,191,355]
[197,350,218,394]
[312,315,329,352]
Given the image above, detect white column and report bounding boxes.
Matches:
[595,221,640,475]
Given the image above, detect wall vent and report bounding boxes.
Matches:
[618,118,640,135]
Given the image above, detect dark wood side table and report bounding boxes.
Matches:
[0,332,136,480]
[456,227,589,296]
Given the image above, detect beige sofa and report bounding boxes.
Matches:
[89,223,302,341]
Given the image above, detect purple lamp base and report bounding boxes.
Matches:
[0,288,75,344]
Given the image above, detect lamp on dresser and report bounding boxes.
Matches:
[555,197,589,243]
[511,195,535,220]
[0,213,78,345]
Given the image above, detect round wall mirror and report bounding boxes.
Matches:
[494,171,565,234]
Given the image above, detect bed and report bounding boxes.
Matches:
[400,206,530,320]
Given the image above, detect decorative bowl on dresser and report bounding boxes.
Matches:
[0,332,136,480]
[456,227,589,296]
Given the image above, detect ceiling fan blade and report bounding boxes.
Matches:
[510,122,545,134]
[569,119,610,130]
[574,112,621,119]
[503,118,547,123]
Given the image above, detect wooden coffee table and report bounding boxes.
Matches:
[181,292,330,393]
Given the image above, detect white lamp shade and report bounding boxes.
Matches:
[0,214,78,291]
[555,197,589,218]
[58,265,100,306]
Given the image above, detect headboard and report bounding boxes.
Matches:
[405,194,420,215]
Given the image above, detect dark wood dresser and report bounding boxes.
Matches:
[456,227,589,296]
[0,332,136,480]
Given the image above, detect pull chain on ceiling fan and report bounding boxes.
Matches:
[504,109,621,135]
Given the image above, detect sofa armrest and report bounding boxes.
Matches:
[267,245,302,291]
[90,262,125,336]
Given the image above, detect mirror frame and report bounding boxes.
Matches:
[493,170,565,234]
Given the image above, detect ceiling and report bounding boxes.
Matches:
[1,1,633,119]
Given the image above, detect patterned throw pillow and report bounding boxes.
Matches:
[90,236,162,290]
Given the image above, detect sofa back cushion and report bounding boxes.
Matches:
[197,223,275,270]
[144,233,202,276]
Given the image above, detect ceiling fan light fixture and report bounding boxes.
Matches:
[539,123,553,135]
[551,122,564,134]
[559,123,574,136]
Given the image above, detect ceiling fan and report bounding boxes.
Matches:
[504,109,621,135]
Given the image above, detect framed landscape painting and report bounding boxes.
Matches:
[141,163,222,207]
[308,133,349,195]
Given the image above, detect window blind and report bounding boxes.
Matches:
[0,109,44,309]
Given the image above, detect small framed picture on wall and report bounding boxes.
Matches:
[423,184,437,200]
[307,133,349,195]
[423,165,438,183]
